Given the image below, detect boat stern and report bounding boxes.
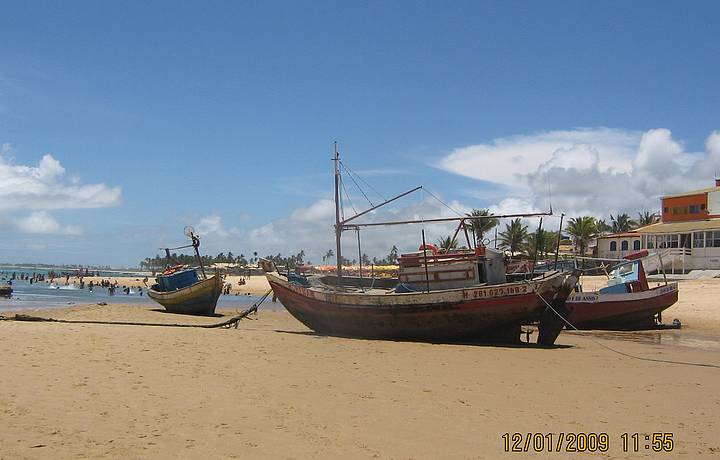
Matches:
[536,269,581,345]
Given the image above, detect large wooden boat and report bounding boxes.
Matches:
[267,265,578,344]
[147,228,223,316]
[148,272,223,315]
[566,251,679,329]
[264,145,580,345]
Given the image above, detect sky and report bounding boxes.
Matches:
[1,1,719,267]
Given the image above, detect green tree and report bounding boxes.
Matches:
[467,209,499,244]
[596,219,612,234]
[610,213,637,233]
[498,218,528,255]
[526,228,556,258]
[386,245,399,264]
[437,235,458,252]
[567,216,599,256]
[637,211,659,227]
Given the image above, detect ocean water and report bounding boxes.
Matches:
[0,277,285,312]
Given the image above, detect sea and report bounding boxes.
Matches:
[0,265,284,312]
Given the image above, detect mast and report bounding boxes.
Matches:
[191,232,207,279]
[334,142,343,278]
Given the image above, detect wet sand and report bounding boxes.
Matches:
[0,279,719,458]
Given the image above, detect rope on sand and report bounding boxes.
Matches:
[535,291,720,369]
[0,290,272,330]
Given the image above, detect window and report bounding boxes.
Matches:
[647,235,655,249]
[633,240,641,250]
[706,231,720,247]
[663,207,669,213]
[694,232,705,248]
[621,241,629,251]
[609,241,617,251]
[690,204,700,214]
[672,206,689,215]
[657,235,679,248]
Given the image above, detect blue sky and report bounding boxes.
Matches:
[1,1,719,266]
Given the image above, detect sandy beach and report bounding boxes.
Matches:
[1,278,719,459]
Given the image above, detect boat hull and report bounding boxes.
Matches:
[148,274,223,316]
[267,271,577,343]
[566,283,678,329]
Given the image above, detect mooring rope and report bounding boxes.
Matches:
[535,291,720,369]
[0,290,272,329]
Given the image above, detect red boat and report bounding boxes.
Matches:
[266,253,579,344]
[264,145,580,345]
[566,251,679,329]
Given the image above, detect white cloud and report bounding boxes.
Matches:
[0,145,122,210]
[437,127,719,218]
[437,128,641,187]
[195,215,229,238]
[14,211,83,235]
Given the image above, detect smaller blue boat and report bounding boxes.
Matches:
[147,228,223,316]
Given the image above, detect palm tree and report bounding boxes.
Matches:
[596,219,612,234]
[610,213,637,233]
[637,211,659,227]
[467,209,499,245]
[437,235,458,252]
[498,218,528,255]
[324,249,334,265]
[526,228,556,258]
[386,246,399,264]
[566,216,598,256]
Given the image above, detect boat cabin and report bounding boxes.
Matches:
[599,253,650,295]
[397,246,506,291]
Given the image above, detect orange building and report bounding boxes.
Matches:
[661,179,720,222]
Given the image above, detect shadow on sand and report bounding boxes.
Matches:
[271,329,574,349]
[149,308,224,318]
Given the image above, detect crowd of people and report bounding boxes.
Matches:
[0,270,145,296]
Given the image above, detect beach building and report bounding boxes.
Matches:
[597,180,720,271]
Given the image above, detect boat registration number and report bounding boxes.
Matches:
[463,284,529,299]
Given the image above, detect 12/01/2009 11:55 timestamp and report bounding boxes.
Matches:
[501,432,674,453]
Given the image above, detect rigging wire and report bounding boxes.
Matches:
[340,162,375,208]
[339,175,358,218]
[422,188,465,217]
[339,160,387,202]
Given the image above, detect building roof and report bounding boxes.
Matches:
[597,232,639,240]
[662,186,720,199]
[632,218,720,234]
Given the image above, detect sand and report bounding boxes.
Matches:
[1,278,719,459]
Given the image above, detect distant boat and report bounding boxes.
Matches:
[264,146,580,345]
[566,251,679,329]
[147,227,223,316]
